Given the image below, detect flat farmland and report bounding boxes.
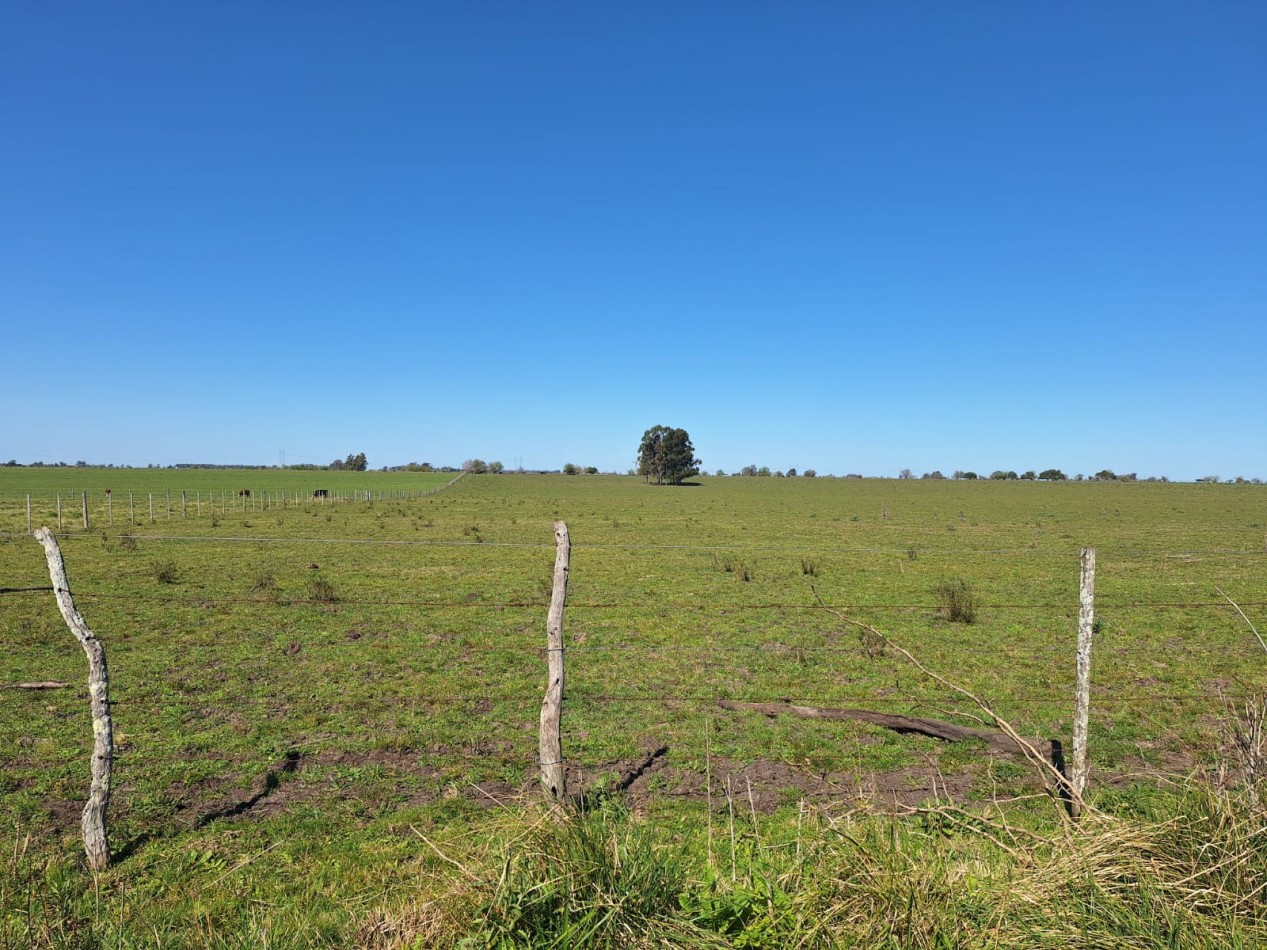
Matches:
[2,472,1265,946]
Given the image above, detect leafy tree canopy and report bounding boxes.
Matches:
[330,452,367,471]
[637,426,701,486]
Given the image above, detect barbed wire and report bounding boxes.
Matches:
[5,587,1262,613]
[15,687,1259,709]
[2,529,1264,559]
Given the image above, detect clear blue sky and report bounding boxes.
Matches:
[3,2,1264,478]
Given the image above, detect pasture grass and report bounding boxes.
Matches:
[1,471,1265,945]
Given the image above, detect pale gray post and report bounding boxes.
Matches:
[81,492,88,530]
[34,528,114,871]
[26,495,32,534]
[539,520,571,801]
[107,492,112,526]
[57,493,62,530]
[148,493,154,523]
[129,493,135,524]
[1071,547,1096,817]
[166,491,171,520]
[181,491,187,519]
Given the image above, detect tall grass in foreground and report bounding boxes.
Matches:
[358,780,1267,949]
[7,764,1267,949]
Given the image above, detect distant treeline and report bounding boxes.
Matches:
[2,459,1259,483]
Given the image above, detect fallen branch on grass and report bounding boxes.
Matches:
[810,587,1087,818]
[717,699,1039,756]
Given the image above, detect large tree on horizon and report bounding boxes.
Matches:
[637,426,700,485]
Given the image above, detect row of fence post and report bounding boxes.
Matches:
[26,519,1097,871]
[20,485,459,533]
[535,537,1100,817]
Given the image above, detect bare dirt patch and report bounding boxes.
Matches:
[575,750,985,814]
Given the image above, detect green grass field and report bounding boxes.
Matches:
[2,471,1266,946]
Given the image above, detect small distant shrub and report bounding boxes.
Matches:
[153,561,180,584]
[801,558,818,577]
[859,626,886,659]
[907,547,918,561]
[714,554,752,582]
[252,571,277,595]
[118,534,137,553]
[934,579,977,624]
[308,578,338,603]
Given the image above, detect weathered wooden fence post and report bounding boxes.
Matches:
[181,491,187,519]
[33,528,113,871]
[106,491,112,526]
[148,493,154,523]
[26,495,32,534]
[56,493,62,530]
[539,520,571,801]
[129,493,135,524]
[1071,546,1096,817]
[81,492,89,530]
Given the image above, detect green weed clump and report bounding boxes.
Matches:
[308,577,338,603]
[471,804,700,948]
[713,554,752,582]
[934,577,977,624]
[152,560,179,584]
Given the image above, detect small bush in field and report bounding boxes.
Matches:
[934,578,976,624]
[308,578,337,603]
[153,561,179,584]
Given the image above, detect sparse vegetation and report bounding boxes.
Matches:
[0,470,1264,945]
[152,560,179,584]
[308,577,337,602]
[934,577,977,624]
